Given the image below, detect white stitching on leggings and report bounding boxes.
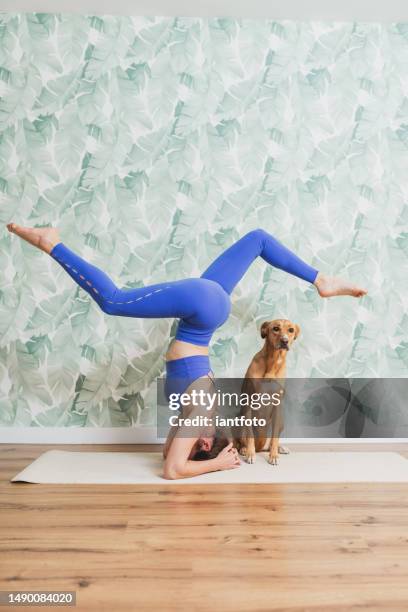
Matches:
[54,255,171,305]
[108,287,171,304]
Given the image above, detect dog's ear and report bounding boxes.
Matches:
[260,321,270,338]
[294,324,301,340]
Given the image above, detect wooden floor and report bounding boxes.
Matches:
[2,443,408,611]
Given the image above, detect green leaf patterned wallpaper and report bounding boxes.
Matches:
[0,14,407,427]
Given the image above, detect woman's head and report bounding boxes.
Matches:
[189,431,230,461]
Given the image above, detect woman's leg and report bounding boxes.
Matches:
[49,241,200,320]
[5,223,229,326]
[200,228,318,295]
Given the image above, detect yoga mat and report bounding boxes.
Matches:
[10,450,408,484]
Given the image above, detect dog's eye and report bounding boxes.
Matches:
[272,326,280,332]
[288,327,294,333]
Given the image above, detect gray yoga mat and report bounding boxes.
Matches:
[10,450,408,484]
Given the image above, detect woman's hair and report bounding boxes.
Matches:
[192,431,230,461]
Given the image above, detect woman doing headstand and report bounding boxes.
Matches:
[6,223,367,479]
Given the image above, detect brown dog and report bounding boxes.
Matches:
[235,319,300,465]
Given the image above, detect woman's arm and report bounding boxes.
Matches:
[162,423,178,459]
[163,438,240,480]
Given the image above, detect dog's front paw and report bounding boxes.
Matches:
[239,446,247,457]
[278,445,290,454]
[268,451,279,465]
[246,452,256,464]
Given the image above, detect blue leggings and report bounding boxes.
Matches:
[50,229,318,396]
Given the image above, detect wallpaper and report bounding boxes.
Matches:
[0,13,407,428]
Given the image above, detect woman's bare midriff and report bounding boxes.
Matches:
[165,339,209,361]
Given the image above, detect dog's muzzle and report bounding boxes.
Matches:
[279,341,289,350]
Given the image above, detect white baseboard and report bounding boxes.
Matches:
[0,428,407,445]
[0,427,163,444]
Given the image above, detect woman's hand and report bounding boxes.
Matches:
[215,442,241,471]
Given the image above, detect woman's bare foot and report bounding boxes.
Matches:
[314,272,367,298]
[6,223,61,254]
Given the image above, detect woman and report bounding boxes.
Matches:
[6,223,367,479]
